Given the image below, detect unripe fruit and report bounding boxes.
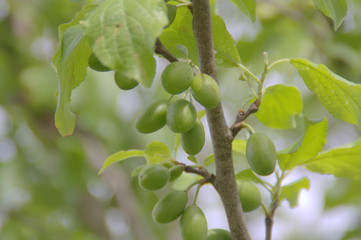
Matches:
[88,53,110,72]
[207,229,232,240]
[181,119,205,155]
[152,191,188,223]
[169,165,183,181]
[138,164,170,191]
[114,71,139,90]
[161,62,194,94]
[237,181,261,212]
[191,73,220,109]
[180,205,208,240]
[136,99,169,133]
[246,133,277,176]
[166,4,177,27]
[166,99,197,133]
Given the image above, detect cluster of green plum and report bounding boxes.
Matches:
[136,161,232,240]
[136,62,220,155]
[237,132,278,212]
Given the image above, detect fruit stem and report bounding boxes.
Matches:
[193,183,203,205]
[241,122,256,135]
[186,179,202,192]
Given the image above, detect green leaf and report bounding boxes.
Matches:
[212,15,241,64]
[312,0,347,30]
[277,118,328,170]
[176,44,189,58]
[280,177,310,208]
[203,154,215,166]
[255,84,303,129]
[230,0,256,22]
[174,134,181,152]
[305,138,361,180]
[98,150,145,174]
[145,141,173,164]
[131,165,146,177]
[235,169,263,184]
[159,8,198,64]
[160,9,240,65]
[291,58,361,130]
[232,139,247,154]
[197,110,206,120]
[52,5,95,136]
[82,0,168,87]
[324,179,361,208]
[187,155,198,164]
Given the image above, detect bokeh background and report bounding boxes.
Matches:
[1,0,361,239]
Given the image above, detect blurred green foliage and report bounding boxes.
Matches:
[0,0,361,239]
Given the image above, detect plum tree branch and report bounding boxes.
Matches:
[230,99,261,138]
[155,38,179,63]
[175,161,215,184]
[192,0,251,239]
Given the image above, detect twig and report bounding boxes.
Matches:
[265,200,279,240]
[176,162,215,184]
[154,38,179,63]
[230,99,261,138]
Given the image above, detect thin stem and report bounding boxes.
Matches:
[241,122,256,135]
[237,63,261,84]
[246,75,259,100]
[193,183,202,204]
[186,179,202,192]
[268,58,290,70]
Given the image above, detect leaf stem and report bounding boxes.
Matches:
[268,58,290,70]
[237,63,261,84]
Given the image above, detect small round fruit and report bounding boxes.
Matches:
[191,73,220,109]
[88,53,110,72]
[237,181,261,212]
[169,165,183,181]
[166,4,177,27]
[136,99,169,133]
[161,62,194,94]
[181,119,205,155]
[207,229,232,240]
[180,205,208,240]
[246,133,276,176]
[138,164,170,191]
[166,99,197,133]
[152,190,188,223]
[114,71,139,90]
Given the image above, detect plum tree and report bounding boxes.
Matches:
[52,0,361,240]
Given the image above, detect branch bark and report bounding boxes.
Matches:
[192,1,251,239]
